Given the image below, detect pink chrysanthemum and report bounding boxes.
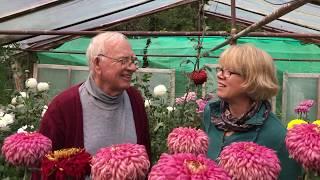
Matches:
[286,123,320,172]
[91,143,150,180]
[167,127,208,155]
[149,153,231,180]
[219,142,281,180]
[196,99,208,113]
[1,132,52,167]
[294,99,315,114]
[175,92,197,105]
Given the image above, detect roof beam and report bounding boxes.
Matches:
[202,0,314,56]
[0,30,319,38]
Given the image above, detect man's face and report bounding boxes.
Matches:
[93,39,137,96]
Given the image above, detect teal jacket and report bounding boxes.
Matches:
[202,100,302,180]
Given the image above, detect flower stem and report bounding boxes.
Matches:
[23,167,30,180]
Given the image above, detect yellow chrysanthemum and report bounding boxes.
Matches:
[312,120,320,126]
[287,119,308,129]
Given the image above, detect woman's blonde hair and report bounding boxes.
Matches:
[219,44,279,100]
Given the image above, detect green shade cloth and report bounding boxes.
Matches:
[37,36,320,96]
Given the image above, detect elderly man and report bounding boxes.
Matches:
[39,32,150,157]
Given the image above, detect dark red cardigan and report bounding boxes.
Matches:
[39,84,151,156]
[33,85,151,179]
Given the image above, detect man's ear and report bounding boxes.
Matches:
[93,56,102,75]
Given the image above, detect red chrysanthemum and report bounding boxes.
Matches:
[41,148,91,180]
[1,132,52,167]
[190,70,207,85]
[286,123,320,173]
[167,127,208,155]
[149,153,231,180]
[91,143,150,180]
[219,142,281,180]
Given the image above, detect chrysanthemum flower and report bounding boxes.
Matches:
[219,142,281,180]
[41,148,91,179]
[0,113,14,128]
[148,153,231,180]
[1,132,52,167]
[287,119,308,129]
[196,99,208,113]
[167,127,208,155]
[286,123,320,173]
[175,92,197,105]
[91,143,150,180]
[37,82,50,92]
[312,120,320,126]
[25,78,38,89]
[294,99,315,114]
[153,84,167,97]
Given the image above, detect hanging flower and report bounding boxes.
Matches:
[219,142,281,180]
[149,153,230,179]
[37,82,50,92]
[153,84,167,97]
[190,69,207,85]
[41,148,91,180]
[1,132,52,167]
[91,143,150,180]
[25,78,38,89]
[287,119,308,129]
[167,127,208,155]
[285,123,320,173]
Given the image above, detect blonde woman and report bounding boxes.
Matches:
[202,44,302,179]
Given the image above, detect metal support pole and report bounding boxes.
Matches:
[0,30,319,38]
[230,0,237,45]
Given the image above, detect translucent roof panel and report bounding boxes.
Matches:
[204,0,320,33]
[0,0,194,45]
[0,0,56,17]
[20,0,193,48]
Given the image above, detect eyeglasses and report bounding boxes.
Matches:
[97,54,140,67]
[215,67,241,78]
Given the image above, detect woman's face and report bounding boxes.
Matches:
[216,66,247,101]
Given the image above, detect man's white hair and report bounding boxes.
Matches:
[86,32,127,73]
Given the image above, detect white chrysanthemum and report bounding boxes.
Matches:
[11,97,17,105]
[37,82,49,92]
[153,85,167,97]
[3,114,14,124]
[25,78,38,89]
[19,92,28,98]
[41,105,48,117]
[0,121,7,128]
[144,100,151,107]
[17,125,28,133]
[0,114,14,128]
[17,125,34,133]
[167,106,174,112]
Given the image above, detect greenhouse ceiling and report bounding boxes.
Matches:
[0,0,319,49]
[204,0,320,33]
[0,0,196,47]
